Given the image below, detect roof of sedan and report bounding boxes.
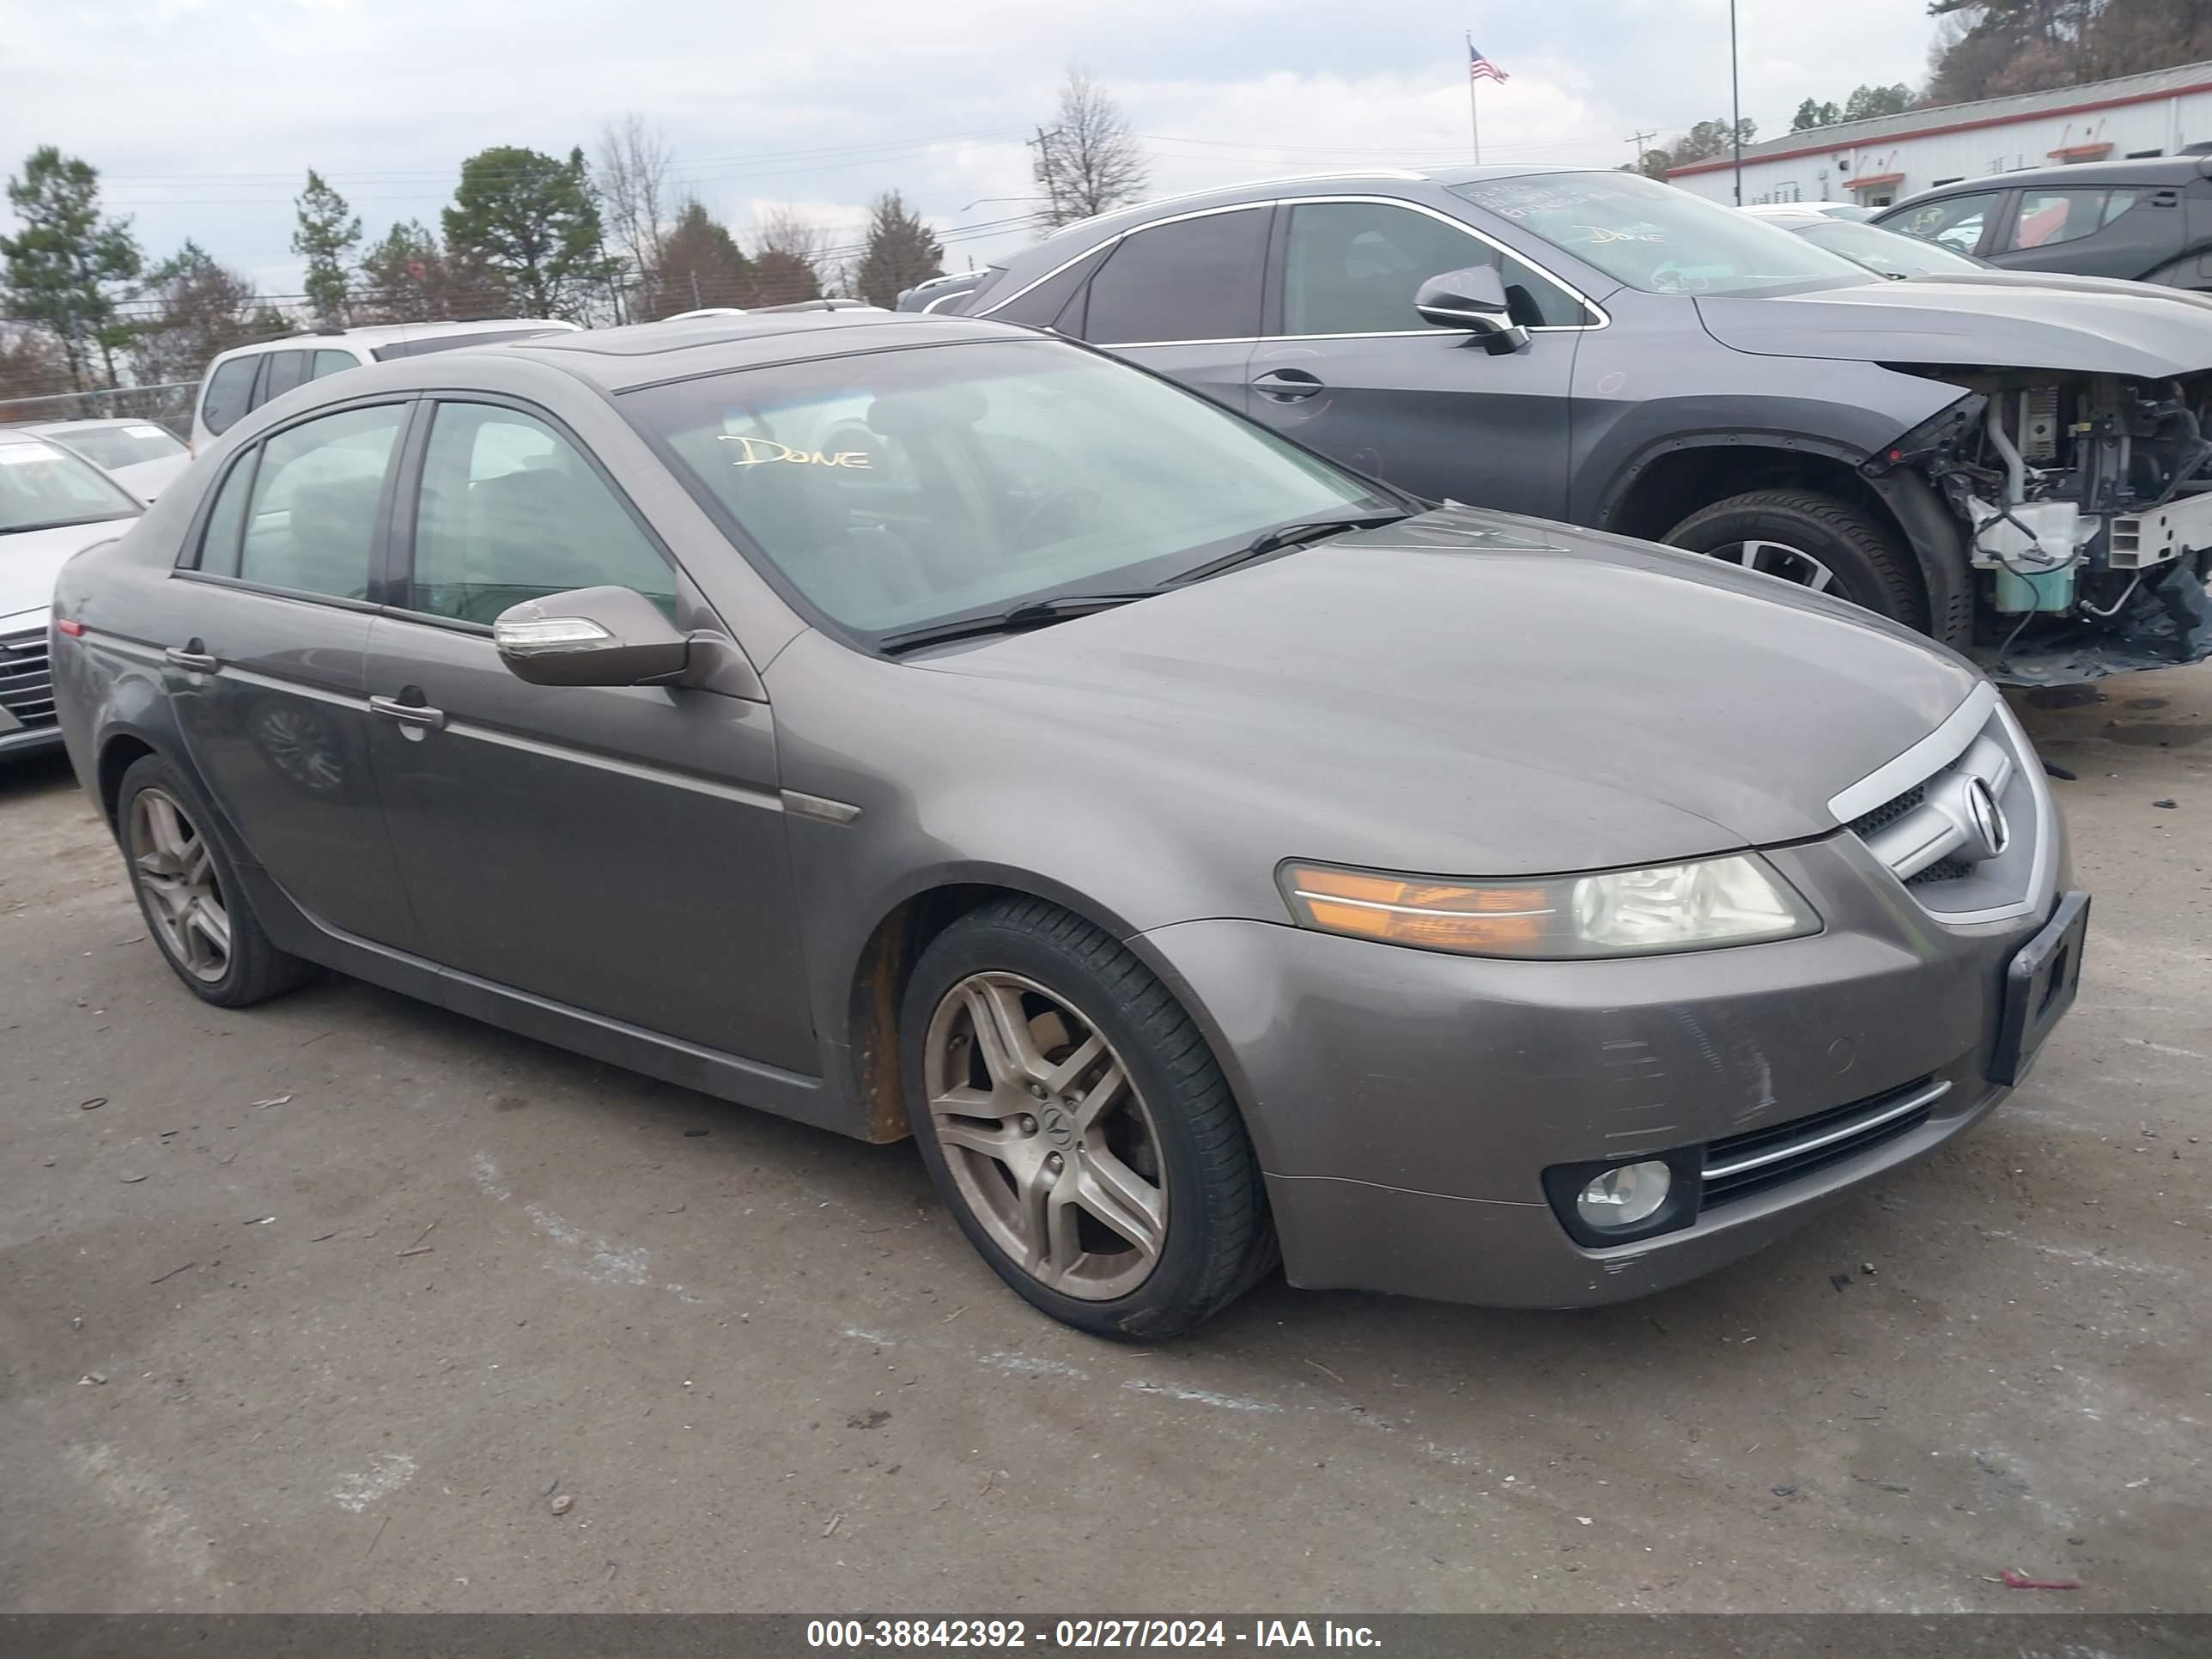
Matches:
[500,308,1027,389]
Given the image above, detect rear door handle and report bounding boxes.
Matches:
[164,644,219,672]
[1252,369,1325,401]
[369,694,446,731]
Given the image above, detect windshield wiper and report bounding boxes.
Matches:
[1170,511,1412,586]
[877,590,1158,655]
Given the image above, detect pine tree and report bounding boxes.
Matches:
[442,146,616,320]
[291,170,362,325]
[854,191,945,310]
[651,200,754,317]
[0,147,143,390]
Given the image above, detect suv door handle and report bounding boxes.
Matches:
[1252,368,1325,401]
[164,642,219,672]
[369,694,446,731]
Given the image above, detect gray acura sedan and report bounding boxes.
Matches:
[51,310,2086,1338]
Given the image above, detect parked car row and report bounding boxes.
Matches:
[46,295,2088,1337]
[902,165,2212,686]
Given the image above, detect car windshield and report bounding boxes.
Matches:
[623,337,1395,640]
[44,422,186,471]
[1794,218,1988,277]
[0,439,143,534]
[1453,172,1870,295]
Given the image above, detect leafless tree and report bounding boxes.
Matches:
[752,204,834,302]
[1032,68,1149,228]
[594,115,675,291]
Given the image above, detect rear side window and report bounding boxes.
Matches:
[258,350,314,404]
[1076,210,1268,345]
[234,404,407,599]
[199,357,260,437]
[2003,186,2145,250]
[370,327,564,362]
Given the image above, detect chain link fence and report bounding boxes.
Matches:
[0,381,197,437]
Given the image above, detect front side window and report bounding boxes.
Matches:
[623,337,1392,641]
[0,440,142,534]
[1279,200,1589,333]
[1454,172,1863,295]
[1886,191,2003,252]
[233,404,406,598]
[199,356,261,437]
[1076,209,1268,344]
[2004,186,2144,250]
[406,403,676,624]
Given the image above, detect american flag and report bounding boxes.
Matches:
[1468,42,1509,84]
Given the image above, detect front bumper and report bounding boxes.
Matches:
[1138,831,2070,1309]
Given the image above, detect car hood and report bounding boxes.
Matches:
[1696,277,2212,377]
[908,508,1979,876]
[0,519,134,629]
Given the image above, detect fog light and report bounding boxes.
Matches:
[1576,1160,1672,1230]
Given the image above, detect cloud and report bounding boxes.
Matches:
[0,0,1937,292]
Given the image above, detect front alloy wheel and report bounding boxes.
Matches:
[130,787,232,982]
[923,970,1167,1300]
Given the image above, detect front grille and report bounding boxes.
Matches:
[1700,1076,1947,1208]
[0,629,55,730]
[1848,781,1925,841]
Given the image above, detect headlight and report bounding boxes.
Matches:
[1278,854,1820,958]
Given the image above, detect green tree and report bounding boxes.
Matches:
[1791,98,1842,131]
[854,191,945,309]
[441,146,615,320]
[291,169,362,325]
[648,199,753,317]
[1668,116,1759,165]
[0,147,143,390]
[1842,82,1916,119]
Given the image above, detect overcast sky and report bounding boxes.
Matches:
[3,0,1942,294]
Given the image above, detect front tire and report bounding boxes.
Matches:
[1667,488,1928,630]
[117,752,314,1008]
[901,898,1273,1340]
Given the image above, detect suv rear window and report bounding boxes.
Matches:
[370,327,565,362]
[200,357,261,436]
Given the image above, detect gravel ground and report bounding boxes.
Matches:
[1,670,2206,1614]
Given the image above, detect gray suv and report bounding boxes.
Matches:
[915,166,2212,684]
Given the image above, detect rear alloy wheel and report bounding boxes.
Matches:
[118,753,314,1008]
[902,898,1273,1339]
[1666,488,1928,630]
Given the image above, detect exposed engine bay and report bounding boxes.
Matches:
[1880,368,2212,684]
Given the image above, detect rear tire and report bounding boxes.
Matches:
[901,897,1273,1340]
[117,752,315,1008]
[1667,488,1928,630]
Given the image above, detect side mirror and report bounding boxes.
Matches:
[1414,265,1532,355]
[493,585,690,687]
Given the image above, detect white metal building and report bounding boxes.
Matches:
[1668,58,2212,210]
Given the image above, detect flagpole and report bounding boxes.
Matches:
[1467,32,1481,164]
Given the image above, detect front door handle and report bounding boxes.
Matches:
[1251,368,1325,402]
[164,642,218,672]
[369,694,446,731]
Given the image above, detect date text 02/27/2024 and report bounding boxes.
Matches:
[804,1620,1382,1649]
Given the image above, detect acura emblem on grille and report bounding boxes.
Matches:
[1960,776,2010,862]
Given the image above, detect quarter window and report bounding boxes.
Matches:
[199,357,260,437]
[193,452,258,575]
[1890,191,2002,253]
[234,404,406,599]
[1279,200,1588,333]
[406,403,676,624]
[1076,210,1268,344]
[2003,186,2144,250]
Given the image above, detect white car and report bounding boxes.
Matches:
[22,417,192,501]
[188,319,578,452]
[0,428,143,759]
[1741,201,1874,222]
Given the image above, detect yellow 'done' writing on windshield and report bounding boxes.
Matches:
[717,434,874,470]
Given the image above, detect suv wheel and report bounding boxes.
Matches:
[902,897,1274,1340]
[118,753,315,1007]
[1666,489,1928,629]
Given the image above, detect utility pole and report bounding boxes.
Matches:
[1729,0,1745,204]
[1626,129,1656,173]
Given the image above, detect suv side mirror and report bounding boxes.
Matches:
[493,586,691,687]
[1414,265,1532,355]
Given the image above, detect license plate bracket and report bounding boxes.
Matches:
[1990,890,2090,1086]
